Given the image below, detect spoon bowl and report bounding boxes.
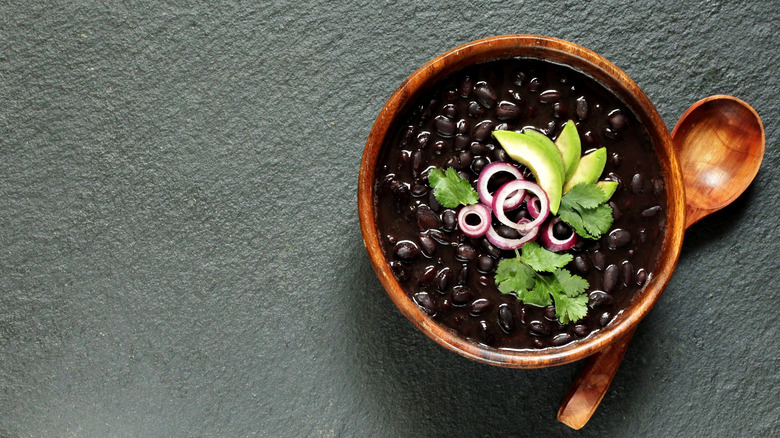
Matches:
[558,95,765,429]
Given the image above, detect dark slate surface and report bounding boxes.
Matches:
[1,2,778,437]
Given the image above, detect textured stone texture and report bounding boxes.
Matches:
[1,1,778,437]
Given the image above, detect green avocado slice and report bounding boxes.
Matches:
[492,130,565,214]
[563,147,607,194]
[555,120,582,182]
[596,180,619,202]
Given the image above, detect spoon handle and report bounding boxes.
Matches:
[556,327,637,429]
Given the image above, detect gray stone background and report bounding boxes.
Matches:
[1,1,778,437]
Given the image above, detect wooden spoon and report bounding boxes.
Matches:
[557,95,765,430]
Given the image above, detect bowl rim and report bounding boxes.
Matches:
[358,35,685,368]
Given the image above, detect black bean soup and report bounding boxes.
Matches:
[374,58,667,350]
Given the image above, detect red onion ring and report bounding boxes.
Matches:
[476,162,525,210]
[486,220,540,250]
[539,218,578,252]
[456,203,491,238]
[492,180,549,234]
[526,196,543,219]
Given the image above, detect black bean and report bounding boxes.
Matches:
[416,204,442,230]
[479,238,501,259]
[434,115,456,138]
[544,306,557,320]
[532,338,546,349]
[390,261,409,281]
[603,264,619,292]
[469,142,488,156]
[413,291,437,316]
[607,229,631,250]
[621,261,634,286]
[642,205,663,217]
[456,119,469,134]
[471,156,489,173]
[528,77,541,92]
[498,304,514,333]
[652,178,664,197]
[458,150,473,169]
[611,152,621,167]
[539,90,561,103]
[435,267,452,292]
[553,221,573,240]
[410,149,424,177]
[491,148,508,162]
[451,285,473,306]
[631,173,645,194]
[609,201,621,221]
[479,320,497,346]
[467,101,485,118]
[442,210,457,232]
[453,134,469,151]
[553,102,569,119]
[599,311,612,327]
[507,89,523,102]
[513,71,526,86]
[442,104,457,119]
[470,298,491,315]
[473,81,497,108]
[636,268,648,286]
[427,229,448,245]
[418,265,437,286]
[583,130,600,147]
[546,120,557,133]
[496,100,522,120]
[476,255,495,273]
[552,333,573,346]
[638,227,648,244]
[459,75,473,97]
[443,88,458,102]
[455,243,477,261]
[456,264,469,285]
[440,298,452,313]
[604,127,619,139]
[401,125,415,147]
[472,120,495,142]
[495,225,521,239]
[432,140,446,156]
[573,324,589,337]
[410,179,428,197]
[588,290,614,308]
[575,96,588,120]
[574,255,591,275]
[529,320,552,336]
[608,110,627,131]
[591,251,606,270]
[394,241,421,261]
[416,131,431,149]
[418,233,436,258]
[477,274,492,287]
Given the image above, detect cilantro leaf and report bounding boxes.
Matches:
[560,182,605,210]
[552,268,589,298]
[493,248,589,324]
[550,289,589,324]
[522,276,554,306]
[558,182,614,240]
[521,241,573,272]
[495,257,535,295]
[428,167,479,208]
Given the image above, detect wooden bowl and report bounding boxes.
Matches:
[357,35,685,368]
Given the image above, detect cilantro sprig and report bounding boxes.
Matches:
[428,167,479,208]
[495,242,589,324]
[558,182,614,240]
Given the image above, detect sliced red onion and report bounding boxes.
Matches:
[457,203,491,238]
[540,218,578,252]
[476,162,525,210]
[486,221,540,250]
[492,180,549,234]
[526,196,543,219]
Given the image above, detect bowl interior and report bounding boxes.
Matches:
[358,35,685,368]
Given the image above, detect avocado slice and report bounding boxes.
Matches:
[492,130,565,214]
[554,120,582,182]
[562,147,607,194]
[596,180,619,202]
